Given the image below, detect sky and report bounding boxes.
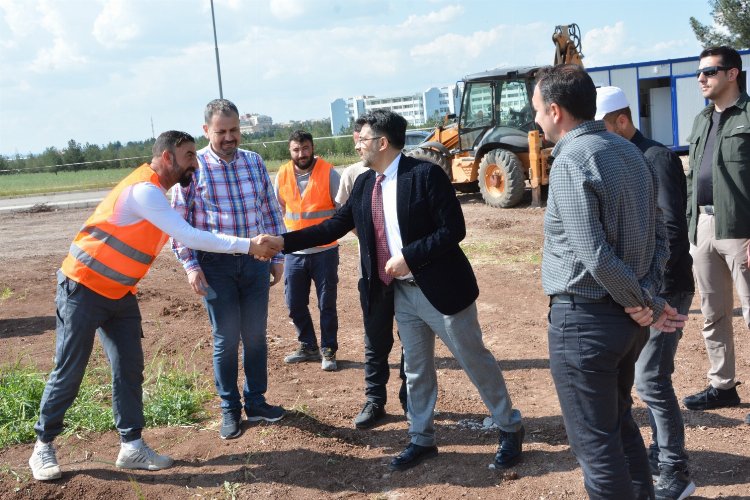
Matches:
[0,0,718,156]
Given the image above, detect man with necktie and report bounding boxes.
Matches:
[259,109,525,472]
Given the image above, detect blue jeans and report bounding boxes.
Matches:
[635,291,694,470]
[198,252,270,412]
[284,248,339,351]
[548,300,653,500]
[35,270,145,443]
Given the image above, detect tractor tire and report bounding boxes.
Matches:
[406,147,451,178]
[477,149,525,208]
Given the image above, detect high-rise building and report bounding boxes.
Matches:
[329,85,461,135]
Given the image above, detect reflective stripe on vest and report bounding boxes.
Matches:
[277,158,337,248]
[81,225,155,265]
[60,164,168,299]
[68,244,140,287]
[284,208,337,221]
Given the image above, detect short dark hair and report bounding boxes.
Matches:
[288,129,313,145]
[602,106,633,125]
[700,45,742,71]
[700,45,743,89]
[204,99,239,124]
[359,109,407,149]
[153,131,195,157]
[535,64,597,121]
[353,117,367,133]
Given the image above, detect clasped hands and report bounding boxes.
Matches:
[249,234,284,261]
[625,303,688,333]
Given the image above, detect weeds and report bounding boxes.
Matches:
[0,358,211,449]
[0,286,12,300]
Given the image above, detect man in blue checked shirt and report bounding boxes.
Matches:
[172,99,286,440]
[533,65,687,500]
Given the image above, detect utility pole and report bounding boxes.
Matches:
[210,0,223,99]
[150,116,155,139]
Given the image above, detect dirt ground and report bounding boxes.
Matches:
[1,192,749,499]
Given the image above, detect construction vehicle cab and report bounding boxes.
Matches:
[407,24,582,208]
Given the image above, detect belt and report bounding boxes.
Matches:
[550,294,611,305]
[399,278,419,287]
[699,205,714,215]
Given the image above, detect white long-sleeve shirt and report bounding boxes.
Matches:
[111,182,251,255]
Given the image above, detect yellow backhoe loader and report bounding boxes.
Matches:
[406,24,584,208]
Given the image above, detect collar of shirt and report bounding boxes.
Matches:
[551,120,606,158]
[380,153,401,183]
[204,145,238,166]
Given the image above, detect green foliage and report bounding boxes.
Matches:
[690,0,750,48]
[0,365,46,448]
[0,360,211,450]
[0,167,132,197]
[142,360,211,427]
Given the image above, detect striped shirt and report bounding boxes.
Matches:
[541,120,669,318]
[171,145,285,272]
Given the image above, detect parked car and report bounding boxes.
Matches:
[403,130,431,151]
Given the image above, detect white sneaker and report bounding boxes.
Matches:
[321,347,337,371]
[29,441,62,481]
[115,441,174,471]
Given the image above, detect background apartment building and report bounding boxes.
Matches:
[329,85,461,134]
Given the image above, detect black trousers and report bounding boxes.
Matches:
[358,278,407,410]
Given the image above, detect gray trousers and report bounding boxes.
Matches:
[690,214,750,389]
[394,280,522,447]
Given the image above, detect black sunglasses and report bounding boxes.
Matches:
[695,66,732,78]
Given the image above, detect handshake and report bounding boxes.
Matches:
[249,234,285,261]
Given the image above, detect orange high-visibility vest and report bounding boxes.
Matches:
[61,164,169,299]
[277,158,337,248]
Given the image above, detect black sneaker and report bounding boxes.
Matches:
[493,425,524,469]
[246,402,286,422]
[284,343,322,364]
[649,447,660,481]
[353,401,385,429]
[655,465,696,500]
[220,410,241,439]
[683,384,740,410]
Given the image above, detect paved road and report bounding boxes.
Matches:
[0,190,111,213]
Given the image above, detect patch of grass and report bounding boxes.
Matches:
[0,286,12,301]
[0,359,211,449]
[460,241,502,265]
[143,359,211,427]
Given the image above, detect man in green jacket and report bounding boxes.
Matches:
[683,46,750,426]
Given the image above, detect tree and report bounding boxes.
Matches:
[63,139,85,171]
[690,0,750,48]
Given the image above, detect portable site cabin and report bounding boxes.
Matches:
[587,49,750,151]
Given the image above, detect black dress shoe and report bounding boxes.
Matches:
[354,401,385,429]
[494,425,524,469]
[389,443,438,471]
[683,384,740,410]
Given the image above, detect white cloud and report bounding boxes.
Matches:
[93,0,140,49]
[269,0,307,20]
[29,37,87,72]
[400,4,464,30]
[0,0,38,38]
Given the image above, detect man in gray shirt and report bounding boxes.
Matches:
[533,64,686,499]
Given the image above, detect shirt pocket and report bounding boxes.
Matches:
[721,127,750,165]
[686,130,701,167]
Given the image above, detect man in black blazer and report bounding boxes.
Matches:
[261,110,524,471]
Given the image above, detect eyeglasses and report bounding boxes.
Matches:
[695,66,732,78]
[356,136,382,145]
